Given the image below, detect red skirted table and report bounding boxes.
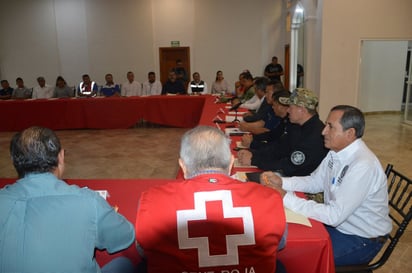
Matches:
[0,95,210,132]
[0,95,335,273]
[0,178,334,273]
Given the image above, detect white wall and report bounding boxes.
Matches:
[319,0,412,119]
[0,0,285,89]
[0,0,60,86]
[193,0,284,87]
[359,41,408,112]
[54,0,89,87]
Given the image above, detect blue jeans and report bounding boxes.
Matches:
[325,226,386,266]
[101,257,136,273]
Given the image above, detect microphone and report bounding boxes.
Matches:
[229,102,242,111]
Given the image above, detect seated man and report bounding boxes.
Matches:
[12,77,31,99]
[243,90,291,150]
[100,73,121,97]
[239,79,284,136]
[240,76,268,112]
[262,105,392,266]
[142,71,162,96]
[187,72,208,94]
[122,71,142,97]
[77,74,98,97]
[0,126,135,273]
[135,126,287,273]
[161,71,186,95]
[231,71,255,106]
[238,88,328,177]
[32,76,54,99]
[0,79,14,100]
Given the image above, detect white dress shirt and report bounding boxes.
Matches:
[282,139,392,238]
[241,94,262,111]
[142,80,162,96]
[121,81,142,97]
[32,84,54,99]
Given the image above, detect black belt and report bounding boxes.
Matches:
[369,235,388,244]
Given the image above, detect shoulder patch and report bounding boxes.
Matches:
[291,151,305,165]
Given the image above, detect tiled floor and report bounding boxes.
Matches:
[0,113,411,272]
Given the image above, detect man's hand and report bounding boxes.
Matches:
[260,171,285,196]
[237,150,252,166]
[241,134,253,148]
[260,171,283,187]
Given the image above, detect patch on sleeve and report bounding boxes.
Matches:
[291,151,305,165]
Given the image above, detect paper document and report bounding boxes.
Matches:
[225,116,243,122]
[228,111,248,115]
[224,127,248,136]
[285,208,312,227]
[236,141,248,149]
[95,190,109,200]
[232,172,248,182]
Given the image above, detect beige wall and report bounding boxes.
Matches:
[319,0,412,119]
[0,0,285,89]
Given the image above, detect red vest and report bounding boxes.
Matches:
[136,174,286,273]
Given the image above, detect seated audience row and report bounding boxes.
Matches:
[0,71,163,100]
[1,70,237,100]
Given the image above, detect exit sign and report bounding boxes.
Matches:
[171,41,180,47]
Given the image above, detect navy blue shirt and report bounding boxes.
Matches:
[162,80,186,95]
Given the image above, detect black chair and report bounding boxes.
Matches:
[336,164,412,273]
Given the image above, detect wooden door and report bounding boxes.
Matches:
[159,47,190,85]
[284,44,290,90]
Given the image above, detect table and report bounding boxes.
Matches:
[0,181,334,273]
[0,96,335,273]
[0,95,207,132]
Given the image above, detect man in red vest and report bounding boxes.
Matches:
[136,126,287,273]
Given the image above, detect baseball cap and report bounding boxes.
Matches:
[287,88,319,110]
[274,90,291,106]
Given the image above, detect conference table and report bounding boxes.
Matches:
[0,95,206,132]
[0,94,335,273]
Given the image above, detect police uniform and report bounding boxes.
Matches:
[135,173,286,273]
[251,114,328,176]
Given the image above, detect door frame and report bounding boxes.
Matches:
[159,47,190,85]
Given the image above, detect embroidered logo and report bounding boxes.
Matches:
[291,151,305,165]
[176,190,255,267]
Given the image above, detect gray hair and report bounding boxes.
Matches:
[180,126,232,177]
[10,126,61,178]
[331,105,365,138]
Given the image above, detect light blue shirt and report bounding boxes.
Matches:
[0,173,135,273]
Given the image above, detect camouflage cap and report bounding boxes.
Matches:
[288,88,318,110]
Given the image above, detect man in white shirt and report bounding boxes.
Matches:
[262,105,392,266]
[121,71,142,97]
[32,77,54,99]
[142,72,162,96]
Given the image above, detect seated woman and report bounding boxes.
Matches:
[211,70,231,95]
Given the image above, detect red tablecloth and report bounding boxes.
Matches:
[0,96,210,132]
[0,96,335,273]
[0,179,334,273]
